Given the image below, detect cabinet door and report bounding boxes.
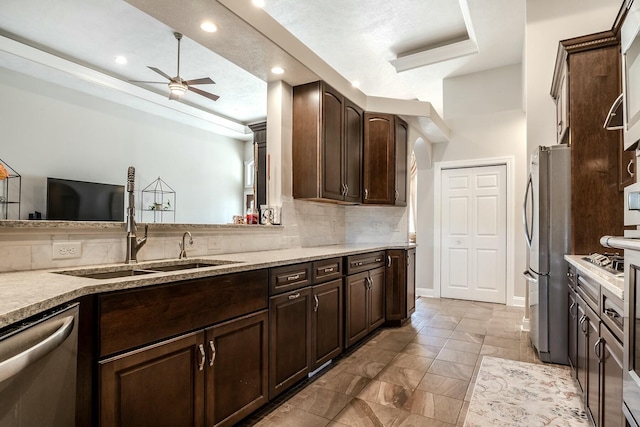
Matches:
[311,279,343,370]
[363,112,395,204]
[100,331,205,427]
[577,297,587,393]
[368,266,386,331]
[206,310,269,427]
[344,99,363,203]
[620,142,635,190]
[586,306,601,426]
[568,289,578,370]
[407,248,416,316]
[600,326,624,427]
[394,116,408,206]
[345,271,369,348]
[556,68,569,144]
[269,288,312,399]
[385,250,406,323]
[322,84,345,201]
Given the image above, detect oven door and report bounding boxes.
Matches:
[625,249,640,426]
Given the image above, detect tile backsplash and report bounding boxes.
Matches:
[0,195,408,272]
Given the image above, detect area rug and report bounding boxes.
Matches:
[464,356,590,426]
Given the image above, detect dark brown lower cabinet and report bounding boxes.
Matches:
[600,325,624,427]
[385,248,416,326]
[345,266,385,348]
[269,287,312,399]
[577,296,587,393]
[568,287,578,371]
[99,310,269,427]
[586,304,600,426]
[311,279,343,370]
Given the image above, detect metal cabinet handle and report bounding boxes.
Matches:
[387,255,392,267]
[628,159,635,178]
[288,292,301,300]
[375,258,382,262]
[366,277,373,290]
[569,302,576,319]
[604,308,620,319]
[364,189,369,200]
[323,267,334,273]
[395,190,399,201]
[287,274,300,281]
[313,295,319,312]
[198,344,206,371]
[594,337,604,361]
[356,261,363,266]
[0,315,74,383]
[579,315,588,334]
[344,184,349,195]
[209,341,216,367]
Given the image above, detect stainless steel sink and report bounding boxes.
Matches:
[149,261,236,272]
[56,259,242,279]
[62,269,158,279]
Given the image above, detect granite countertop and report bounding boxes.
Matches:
[565,255,624,299]
[0,243,416,329]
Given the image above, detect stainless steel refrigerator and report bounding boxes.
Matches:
[523,144,570,364]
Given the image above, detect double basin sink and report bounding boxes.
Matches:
[58,259,242,280]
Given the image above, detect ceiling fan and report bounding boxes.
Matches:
[131,32,219,102]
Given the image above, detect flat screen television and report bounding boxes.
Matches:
[46,178,125,221]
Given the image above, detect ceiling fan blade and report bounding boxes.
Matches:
[129,80,167,84]
[185,77,215,86]
[147,66,172,81]
[189,86,220,101]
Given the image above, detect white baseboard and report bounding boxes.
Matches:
[511,296,525,307]
[416,287,436,298]
[521,316,530,332]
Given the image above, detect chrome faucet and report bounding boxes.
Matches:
[124,166,148,264]
[179,231,193,259]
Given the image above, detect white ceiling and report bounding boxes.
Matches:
[0,0,525,137]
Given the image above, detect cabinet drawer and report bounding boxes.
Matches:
[601,287,623,343]
[313,257,343,284]
[347,251,385,275]
[576,274,600,313]
[567,266,576,290]
[270,262,312,295]
[99,270,268,357]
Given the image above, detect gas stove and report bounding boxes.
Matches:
[581,252,624,277]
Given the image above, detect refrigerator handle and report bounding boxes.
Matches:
[523,174,534,248]
[522,270,537,284]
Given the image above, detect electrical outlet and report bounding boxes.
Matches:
[52,242,82,260]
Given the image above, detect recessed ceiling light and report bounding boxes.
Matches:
[271,66,284,75]
[351,80,360,88]
[114,56,127,65]
[252,0,266,8]
[200,21,218,33]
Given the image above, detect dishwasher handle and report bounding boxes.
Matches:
[0,315,75,383]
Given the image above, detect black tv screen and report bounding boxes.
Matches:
[46,178,125,221]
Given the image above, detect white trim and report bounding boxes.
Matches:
[433,156,516,306]
[511,296,525,307]
[416,287,437,298]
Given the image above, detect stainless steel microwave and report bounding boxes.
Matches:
[623,0,640,150]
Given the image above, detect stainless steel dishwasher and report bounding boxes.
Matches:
[0,303,79,427]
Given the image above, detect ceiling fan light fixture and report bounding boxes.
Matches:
[252,0,266,8]
[114,55,127,65]
[168,81,187,98]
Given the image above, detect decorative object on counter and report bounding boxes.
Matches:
[259,205,282,225]
[141,176,175,223]
[246,206,259,224]
[28,211,42,220]
[232,215,245,224]
[0,158,21,220]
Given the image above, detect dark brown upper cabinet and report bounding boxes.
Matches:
[293,81,363,203]
[363,113,408,205]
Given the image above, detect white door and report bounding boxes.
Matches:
[440,165,507,303]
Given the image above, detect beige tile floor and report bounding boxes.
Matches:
[243,297,538,427]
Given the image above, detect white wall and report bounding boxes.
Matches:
[416,64,527,304]
[525,0,621,155]
[0,67,246,224]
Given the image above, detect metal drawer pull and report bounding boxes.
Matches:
[198,344,206,371]
[594,338,603,361]
[579,315,587,333]
[569,302,576,318]
[287,274,301,281]
[629,159,635,178]
[313,295,319,312]
[288,293,301,300]
[604,308,621,319]
[364,189,369,200]
[323,267,334,273]
[355,261,363,266]
[387,256,392,267]
[209,341,216,366]
[375,258,382,262]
